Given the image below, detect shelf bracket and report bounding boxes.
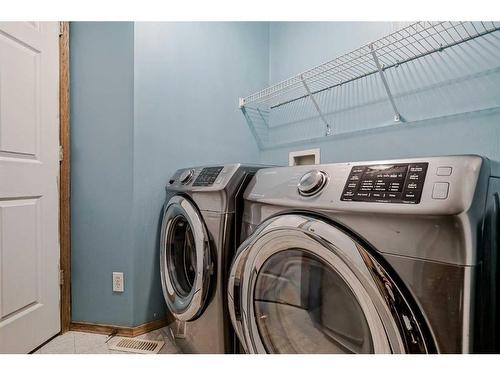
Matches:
[256,108,270,129]
[370,44,403,123]
[240,106,265,149]
[300,75,332,136]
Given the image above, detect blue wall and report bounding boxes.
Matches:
[70,22,136,325]
[269,22,398,83]
[259,22,500,165]
[131,22,268,325]
[70,22,268,326]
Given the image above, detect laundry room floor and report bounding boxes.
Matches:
[34,327,182,354]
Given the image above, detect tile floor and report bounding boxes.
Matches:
[34,327,182,354]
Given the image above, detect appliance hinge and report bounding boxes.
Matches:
[59,145,64,162]
[59,269,64,286]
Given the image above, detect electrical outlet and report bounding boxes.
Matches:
[112,272,124,292]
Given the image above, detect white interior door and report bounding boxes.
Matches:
[0,22,60,353]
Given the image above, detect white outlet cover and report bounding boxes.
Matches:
[113,272,124,292]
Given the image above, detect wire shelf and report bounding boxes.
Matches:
[239,21,500,149]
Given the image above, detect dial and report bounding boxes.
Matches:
[179,169,195,184]
[298,170,328,196]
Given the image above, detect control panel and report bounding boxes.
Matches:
[341,163,428,204]
[192,166,224,187]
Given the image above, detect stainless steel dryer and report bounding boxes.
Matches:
[228,155,500,354]
[160,164,266,353]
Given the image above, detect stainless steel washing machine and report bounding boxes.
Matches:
[228,155,500,353]
[160,164,266,353]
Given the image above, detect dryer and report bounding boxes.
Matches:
[228,155,500,353]
[160,164,265,353]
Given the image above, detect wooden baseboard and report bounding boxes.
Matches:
[70,317,171,337]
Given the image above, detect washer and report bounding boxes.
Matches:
[160,164,266,353]
[228,155,500,353]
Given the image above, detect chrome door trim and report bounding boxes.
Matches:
[228,214,431,353]
[160,195,211,321]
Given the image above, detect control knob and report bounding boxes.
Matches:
[298,170,328,196]
[179,169,195,184]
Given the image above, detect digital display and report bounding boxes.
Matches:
[341,163,428,204]
[192,166,223,186]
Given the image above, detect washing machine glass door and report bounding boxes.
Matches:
[228,214,431,354]
[160,195,211,321]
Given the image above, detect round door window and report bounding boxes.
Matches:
[160,196,211,321]
[253,249,373,354]
[229,215,431,354]
[167,215,197,298]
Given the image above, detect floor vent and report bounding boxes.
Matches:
[108,338,164,354]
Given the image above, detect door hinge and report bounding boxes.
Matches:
[59,145,64,162]
[59,269,64,286]
[59,22,64,36]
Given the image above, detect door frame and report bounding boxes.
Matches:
[59,21,71,333]
[57,22,171,336]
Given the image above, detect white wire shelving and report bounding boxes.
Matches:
[239,21,500,149]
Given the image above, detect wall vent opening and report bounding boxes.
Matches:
[289,148,321,166]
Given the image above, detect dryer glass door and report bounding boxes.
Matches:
[254,249,373,353]
[160,195,211,321]
[228,214,431,354]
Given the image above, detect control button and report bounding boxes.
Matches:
[298,170,328,196]
[403,192,417,200]
[387,193,401,199]
[355,192,371,198]
[215,177,223,184]
[341,189,355,201]
[432,182,449,199]
[436,167,452,176]
[409,164,427,173]
[179,169,195,184]
[408,173,423,181]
